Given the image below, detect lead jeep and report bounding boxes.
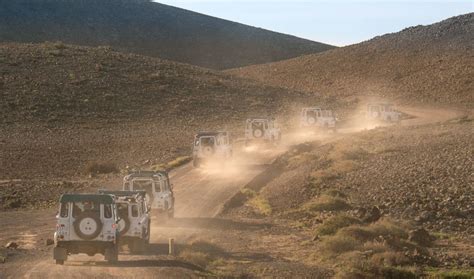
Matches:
[366,103,401,123]
[192,131,233,167]
[53,194,119,265]
[300,107,337,132]
[244,118,281,145]
[99,190,150,253]
[123,171,174,218]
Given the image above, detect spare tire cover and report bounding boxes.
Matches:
[73,212,103,240]
[253,129,263,138]
[117,215,131,236]
[307,117,316,125]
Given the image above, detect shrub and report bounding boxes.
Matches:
[370,251,410,266]
[85,162,119,175]
[324,189,348,199]
[321,235,361,255]
[307,195,352,212]
[316,215,361,236]
[248,195,272,216]
[179,250,211,268]
[151,156,192,171]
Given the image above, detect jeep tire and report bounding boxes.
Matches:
[193,158,200,168]
[73,212,103,240]
[167,208,174,219]
[104,246,118,264]
[131,239,146,254]
[53,246,67,264]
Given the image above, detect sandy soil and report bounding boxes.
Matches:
[0,105,467,278]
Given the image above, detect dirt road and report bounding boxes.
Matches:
[0,105,466,278]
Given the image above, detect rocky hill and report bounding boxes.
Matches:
[0,42,317,179]
[0,0,334,69]
[228,13,474,106]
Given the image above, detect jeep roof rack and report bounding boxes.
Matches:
[125,170,169,179]
[98,190,147,198]
[59,193,115,204]
[195,131,227,137]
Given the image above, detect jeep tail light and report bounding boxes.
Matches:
[112,224,116,229]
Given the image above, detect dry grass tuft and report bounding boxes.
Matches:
[151,156,192,171]
[321,235,361,255]
[179,249,211,268]
[306,195,352,212]
[248,195,272,216]
[316,214,361,236]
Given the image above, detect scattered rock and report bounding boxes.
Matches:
[362,206,382,223]
[5,242,18,249]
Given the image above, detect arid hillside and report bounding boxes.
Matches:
[0,42,318,179]
[229,13,474,107]
[0,0,334,69]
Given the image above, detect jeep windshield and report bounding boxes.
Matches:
[200,137,215,146]
[322,110,333,117]
[72,201,100,218]
[131,179,156,195]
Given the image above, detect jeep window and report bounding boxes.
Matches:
[104,204,112,219]
[60,202,69,218]
[131,205,139,217]
[117,203,129,218]
[201,137,214,146]
[72,201,99,217]
[132,180,154,196]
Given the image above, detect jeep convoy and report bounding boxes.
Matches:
[53,103,403,264]
[300,107,337,132]
[192,131,233,167]
[123,171,175,218]
[244,117,281,145]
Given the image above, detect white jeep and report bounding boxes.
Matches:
[123,171,175,219]
[366,103,401,123]
[53,194,120,265]
[192,131,233,167]
[99,190,150,253]
[244,118,281,144]
[300,107,337,131]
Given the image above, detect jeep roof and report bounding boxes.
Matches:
[246,117,275,121]
[195,131,228,137]
[98,190,147,198]
[124,170,169,179]
[368,103,393,107]
[59,194,115,204]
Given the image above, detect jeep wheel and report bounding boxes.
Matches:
[73,212,103,240]
[131,239,146,254]
[104,246,118,264]
[55,259,64,265]
[167,209,174,219]
[307,117,316,125]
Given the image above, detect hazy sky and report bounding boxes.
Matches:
[157,1,473,46]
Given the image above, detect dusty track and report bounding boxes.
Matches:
[0,105,466,278]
